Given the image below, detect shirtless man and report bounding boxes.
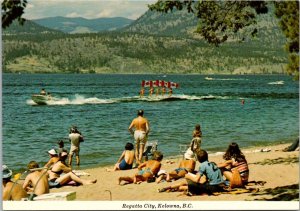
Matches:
[23,161,49,196]
[2,165,28,201]
[128,110,150,165]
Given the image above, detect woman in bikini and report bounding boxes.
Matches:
[118,151,163,185]
[218,142,249,187]
[48,152,97,187]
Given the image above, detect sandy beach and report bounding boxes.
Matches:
[43,143,299,201]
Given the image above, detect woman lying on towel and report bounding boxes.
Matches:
[48,152,97,188]
[218,142,249,188]
[118,151,163,185]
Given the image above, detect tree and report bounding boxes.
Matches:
[2,0,27,29]
[149,0,299,79]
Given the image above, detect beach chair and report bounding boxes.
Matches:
[179,144,190,159]
[142,140,158,161]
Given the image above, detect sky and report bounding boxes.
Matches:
[24,0,156,20]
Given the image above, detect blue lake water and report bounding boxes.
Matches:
[2,73,299,172]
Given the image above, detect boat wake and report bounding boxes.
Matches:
[268,81,284,85]
[205,77,248,81]
[27,94,222,106]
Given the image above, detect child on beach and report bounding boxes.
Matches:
[106,142,135,171]
[118,151,163,185]
[158,149,225,195]
[218,142,249,188]
[184,124,202,160]
[57,140,68,154]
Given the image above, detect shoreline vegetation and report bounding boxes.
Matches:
[14,143,299,201]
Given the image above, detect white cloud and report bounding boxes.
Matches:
[24,0,155,20]
[96,10,114,18]
[65,12,81,18]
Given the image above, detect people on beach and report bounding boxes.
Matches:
[128,109,150,165]
[218,142,249,188]
[48,152,97,187]
[106,142,135,171]
[68,126,84,166]
[118,151,163,185]
[158,149,225,196]
[44,149,59,168]
[57,140,68,154]
[184,124,202,160]
[2,165,28,201]
[23,161,49,196]
[156,157,196,183]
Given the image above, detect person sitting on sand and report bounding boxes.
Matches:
[118,151,163,185]
[106,142,135,171]
[156,154,196,183]
[23,161,49,196]
[217,142,249,188]
[48,152,97,187]
[158,149,225,196]
[2,165,28,201]
[44,149,59,168]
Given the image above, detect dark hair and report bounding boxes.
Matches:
[58,140,64,147]
[125,142,134,150]
[195,124,201,131]
[152,151,163,161]
[223,142,246,162]
[195,149,208,163]
[27,161,39,170]
[137,109,144,116]
[70,126,81,134]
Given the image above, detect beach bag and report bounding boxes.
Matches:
[230,168,243,189]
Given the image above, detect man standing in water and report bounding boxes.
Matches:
[68,126,84,166]
[128,110,150,165]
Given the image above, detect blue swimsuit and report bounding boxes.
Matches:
[119,159,132,170]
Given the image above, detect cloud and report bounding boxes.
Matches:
[24,0,155,20]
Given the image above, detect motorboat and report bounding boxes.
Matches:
[31,94,52,105]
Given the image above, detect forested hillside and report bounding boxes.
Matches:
[2,7,287,74]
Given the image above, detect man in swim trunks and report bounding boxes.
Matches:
[128,109,150,165]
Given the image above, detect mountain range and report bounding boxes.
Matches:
[2,6,287,74]
[32,16,133,34]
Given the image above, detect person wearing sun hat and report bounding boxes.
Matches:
[44,148,59,168]
[2,165,28,201]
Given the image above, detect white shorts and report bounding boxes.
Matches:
[134,130,147,145]
[69,146,80,156]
